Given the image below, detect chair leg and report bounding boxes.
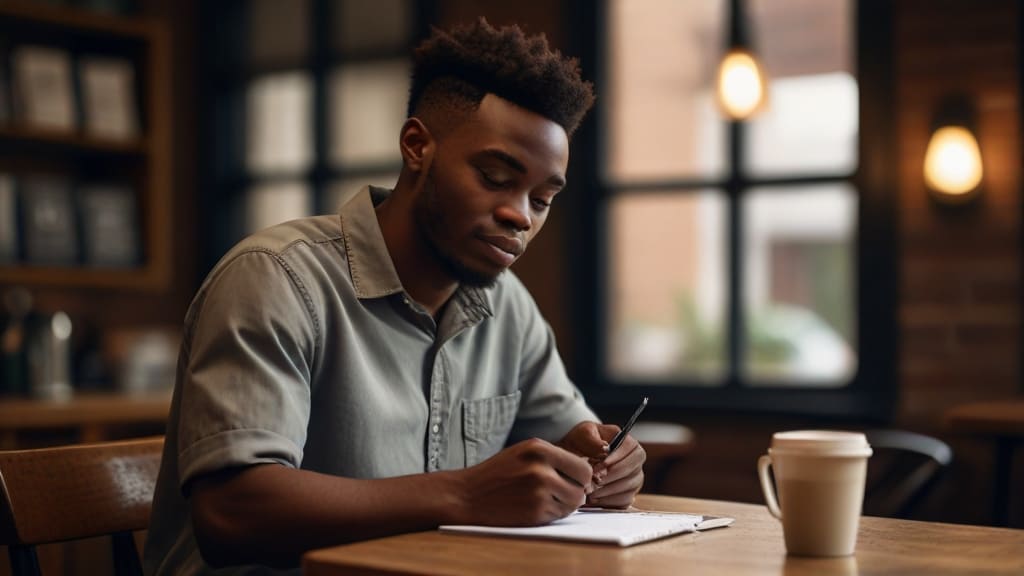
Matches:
[112,531,143,576]
[8,545,41,576]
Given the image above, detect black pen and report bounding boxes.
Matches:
[607,397,648,454]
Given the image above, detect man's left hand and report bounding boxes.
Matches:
[557,421,646,509]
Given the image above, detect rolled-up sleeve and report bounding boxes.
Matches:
[177,250,318,492]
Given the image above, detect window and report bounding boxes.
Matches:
[203,0,429,270]
[577,0,895,417]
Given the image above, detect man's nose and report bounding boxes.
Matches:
[494,194,532,232]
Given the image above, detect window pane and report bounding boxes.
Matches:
[323,175,399,213]
[245,180,311,234]
[246,72,313,175]
[328,60,409,167]
[606,0,727,182]
[248,0,309,68]
[745,0,857,176]
[742,184,857,385]
[332,0,412,55]
[606,191,728,382]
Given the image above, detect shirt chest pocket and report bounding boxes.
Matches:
[462,390,522,467]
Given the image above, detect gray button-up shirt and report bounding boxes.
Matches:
[144,186,597,576]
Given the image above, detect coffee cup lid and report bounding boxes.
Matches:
[770,430,872,457]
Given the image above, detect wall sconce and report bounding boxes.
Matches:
[923,95,983,203]
[716,0,768,120]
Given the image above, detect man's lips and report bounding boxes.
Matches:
[480,234,524,257]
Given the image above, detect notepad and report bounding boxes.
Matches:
[439,509,734,546]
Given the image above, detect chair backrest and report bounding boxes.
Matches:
[631,422,696,494]
[0,436,164,576]
[863,429,953,519]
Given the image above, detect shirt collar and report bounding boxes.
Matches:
[338,186,494,317]
[338,186,404,299]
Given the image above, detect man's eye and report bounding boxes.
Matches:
[479,169,512,188]
[531,198,551,210]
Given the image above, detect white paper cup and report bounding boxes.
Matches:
[757,430,872,556]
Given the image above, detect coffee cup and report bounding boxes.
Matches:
[757,430,872,556]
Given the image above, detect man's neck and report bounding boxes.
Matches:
[375,194,457,319]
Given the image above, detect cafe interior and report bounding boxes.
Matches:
[0,0,1021,574]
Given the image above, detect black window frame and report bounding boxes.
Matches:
[567,0,897,420]
[199,0,435,275]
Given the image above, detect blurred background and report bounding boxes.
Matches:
[0,0,1020,555]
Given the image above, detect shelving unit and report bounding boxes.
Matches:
[0,0,171,290]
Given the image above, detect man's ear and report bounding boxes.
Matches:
[400,117,434,173]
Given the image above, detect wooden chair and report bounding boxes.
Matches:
[0,436,164,576]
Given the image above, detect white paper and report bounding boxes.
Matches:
[440,509,732,547]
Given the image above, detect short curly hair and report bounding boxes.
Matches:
[408,18,595,138]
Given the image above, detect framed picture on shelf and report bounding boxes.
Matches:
[0,175,17,264]
[11,45,76,132]
[20,175,79,266]
[80,56,139,141]
[79,185,139,267]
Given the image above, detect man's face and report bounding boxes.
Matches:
[414,94,570,287]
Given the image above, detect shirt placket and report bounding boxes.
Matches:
[426,348,449,472]
[423,288,488,473]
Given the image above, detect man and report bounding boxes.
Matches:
[144,18,645,575]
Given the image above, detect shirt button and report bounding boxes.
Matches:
[432,424,440,434]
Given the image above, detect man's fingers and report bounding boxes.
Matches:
[590,470,644,506]
[557,469,594,495]
[599,442,645,484]
[603,435,641,466]
[551,479,587,511]
[589,490,635,509]
[543,442,594,489]
[596,424,621,441]
[521,438,593,508]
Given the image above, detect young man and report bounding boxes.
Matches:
[144,19,645,574]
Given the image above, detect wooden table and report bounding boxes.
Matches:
[0,391,172,448]
[302,494,1024,575]
[946,399,1024,527]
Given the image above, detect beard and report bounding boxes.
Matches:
[413,169,502,288]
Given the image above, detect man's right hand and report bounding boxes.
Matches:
[453,438,594,526]
[188,440,593,568]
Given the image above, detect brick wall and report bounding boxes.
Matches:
[893,0,1021,526]
[896,0,1020,426]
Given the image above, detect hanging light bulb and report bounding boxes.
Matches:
[716,48,767,120]
[923,125,983,198]
[716,0,768,121]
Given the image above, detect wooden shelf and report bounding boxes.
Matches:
[0,390,171,447]
[0,126,148,156]
[0,1,154,38]
[0,263,167,290]
[0,1,172,292]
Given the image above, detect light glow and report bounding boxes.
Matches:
[923,126,983,197]
[716,49,767,120]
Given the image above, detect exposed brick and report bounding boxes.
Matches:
[953,322,1020,355]
[970,276,1021,305]
[902,323,954,359]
